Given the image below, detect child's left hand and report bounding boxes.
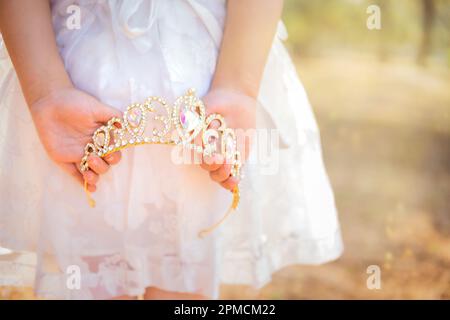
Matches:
[200,88,256,190]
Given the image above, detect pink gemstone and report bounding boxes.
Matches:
[179,108,199,132]
[127,108,142,127]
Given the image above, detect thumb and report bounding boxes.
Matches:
[203,96,227,116]
[92,101,122,124]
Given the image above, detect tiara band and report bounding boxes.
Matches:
[80,88,242,238]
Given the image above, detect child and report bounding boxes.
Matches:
[0,0,342,299]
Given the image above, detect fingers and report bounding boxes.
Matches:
[209,164,231,183]
[81,152,122,191]
[201,154,240,190]
[82,169,99,186]
[87,155,110,174]
[82,170,98,193]
[87,152,122,178]
[220,176,239,191]
[85,183,96,193]
[208,162,240,191]
[200,154,223,172]
[103,151,121,165]
[93,102,122,123]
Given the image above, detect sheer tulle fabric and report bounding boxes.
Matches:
[0,0,342,299]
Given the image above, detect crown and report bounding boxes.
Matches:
[79,88,242,237]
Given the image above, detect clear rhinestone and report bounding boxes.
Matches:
[127,107,142,127]
[95,132,106,147]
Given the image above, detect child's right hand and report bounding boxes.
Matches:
[29,87,122,192]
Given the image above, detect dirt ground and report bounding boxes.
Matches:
[1,55,449,300]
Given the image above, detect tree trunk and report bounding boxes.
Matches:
[417,0,436,65]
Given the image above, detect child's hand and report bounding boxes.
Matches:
[201,88,256,191]
[30,87,122,192]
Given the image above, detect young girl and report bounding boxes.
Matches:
[0,0,343,299]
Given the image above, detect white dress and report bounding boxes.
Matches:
[0,0,343,299]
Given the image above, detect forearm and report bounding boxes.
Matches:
[0,0,71,106]
[211,0,284,98]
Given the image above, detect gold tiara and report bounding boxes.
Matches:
[79,89,242,238]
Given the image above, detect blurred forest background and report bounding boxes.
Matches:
[283,0,450,66]
[1,0,449,299]
[222,0,450,299]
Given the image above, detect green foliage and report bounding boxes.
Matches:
[282,0,449,65]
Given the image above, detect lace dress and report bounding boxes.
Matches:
[0,0,343,299]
